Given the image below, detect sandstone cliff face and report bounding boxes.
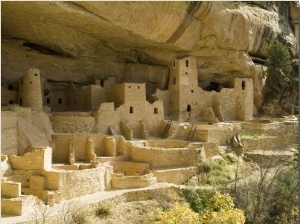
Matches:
[1,1,298,112]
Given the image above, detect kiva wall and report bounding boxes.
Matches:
[129,144,202,169]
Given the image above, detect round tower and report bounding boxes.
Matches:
[18,68,43,111]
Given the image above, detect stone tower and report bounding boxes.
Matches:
[18,68,43,111]
[168,56,198,120]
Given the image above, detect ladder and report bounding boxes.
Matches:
[162,120,172,138]
[186,125,197,141]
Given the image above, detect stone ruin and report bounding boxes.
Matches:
[1,56,298,217]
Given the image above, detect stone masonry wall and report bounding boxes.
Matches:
[129,144,202,169]
[52,133,111,163]
[109,161,150,176]
[50,114,95,133]
[9,147,52,170]
[1,111,18,155]
[1,87,18,106]
[45,166,106,199]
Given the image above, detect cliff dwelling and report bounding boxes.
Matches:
[1,1,298,223]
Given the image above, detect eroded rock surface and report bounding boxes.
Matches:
[1,1,299,111]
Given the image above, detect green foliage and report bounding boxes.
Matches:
[265,162,299,224]
[150,191,245,224]
[71,210,89,224]
[223,153,239,164]
[230,159,298,224]
[197,159,233,186]
[154,202,200,224]
[183,188,214,213]
[94,204,112,219]
[198,191,246,224]
[265,42,293,101]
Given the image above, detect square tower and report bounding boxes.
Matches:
[168,56,198,120]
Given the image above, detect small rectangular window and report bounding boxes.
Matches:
[19,98,22,106]
[58,98,62,104]
[191,90,194,93]
[186,60,189,67]
[130,106,134,114]
[46,98,50,104]
[242,81,245,90]
[100,80,104,87]
[9,100,14,104]
[173,77,176,85]
[154,108,158,114]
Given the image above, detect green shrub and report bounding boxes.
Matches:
[94,204,112,219]
[265,41,293,102]
[197,160,232,186]
[223,153,238,164]
[71,210,89,224]
[150,191,245,224]
[183,188,214,213]
[230,160,298,224]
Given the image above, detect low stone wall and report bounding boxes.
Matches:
[9,147,52,170]
[245,150,295,168]
[109,161,150,176]
[153,167,198,184]
[111,173,157,189]
[146,140,188,148]
[44,166,106,200]
[203,142,220,158]
[52,133,108,163]
[129,144,202,169]
[241,120,298,136]
[50,115,95,133]
[1,195,38,216]
[176,125,209,142]
[243,135,298,152]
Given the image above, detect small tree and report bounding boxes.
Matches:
[264,42,292,103]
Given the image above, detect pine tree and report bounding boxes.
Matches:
[265,42,292,103]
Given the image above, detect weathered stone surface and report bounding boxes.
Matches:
[1,2,298,111]
[17,117,49,155]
